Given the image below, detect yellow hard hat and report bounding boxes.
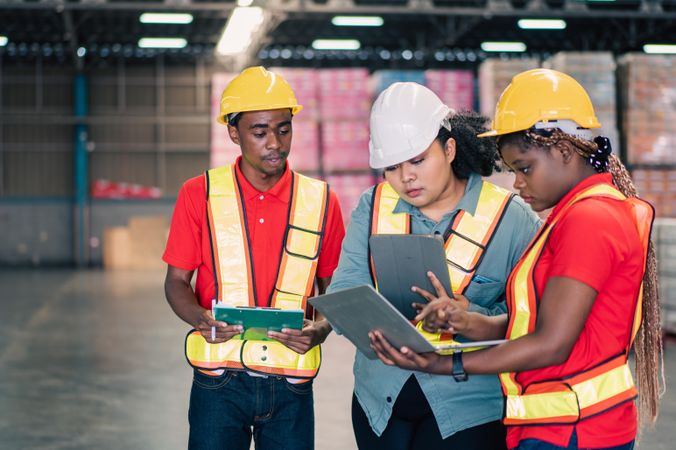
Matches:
[217,66,303,125]
[478,68,600,138]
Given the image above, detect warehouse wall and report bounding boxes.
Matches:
[0,58,212,266]
[1,54,674,266]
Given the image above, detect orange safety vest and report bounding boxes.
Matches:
[370,180,513,351]
[500,183,654,425]
[185,164,329,379]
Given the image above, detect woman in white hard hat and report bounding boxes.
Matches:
[369,69,662,450]
[326,82,541,450]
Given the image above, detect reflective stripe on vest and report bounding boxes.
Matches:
[185,164,328,379]
[370,180,513,350]
[500,184,654,425]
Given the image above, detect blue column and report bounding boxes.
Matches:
[74,73,88,266]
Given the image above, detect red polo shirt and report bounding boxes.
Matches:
[507,174,644,449]
[163,157,345,309]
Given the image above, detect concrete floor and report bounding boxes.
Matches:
[0,269,674,449]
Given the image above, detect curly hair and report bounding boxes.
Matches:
[436,111,500,180]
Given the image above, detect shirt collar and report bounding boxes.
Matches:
[547,172,614,221]
[392,172,484,219]
[234,156,292,202]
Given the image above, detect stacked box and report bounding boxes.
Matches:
[269,67,320,121]
[618,54,676,164]
[424,70,475,111]
[654,219,676,334]
[318,68,371,120]
[630,169,676,217]
[479,58,540,118]
[287,120,320,173]
[321,121,370,171]
[544,52,620,149]
[325,174,377,224]
[102,215,169,270]
[371,70,426,96]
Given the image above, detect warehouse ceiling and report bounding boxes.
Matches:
[0,0,675,70]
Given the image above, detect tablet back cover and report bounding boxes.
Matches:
[369,234,452,319]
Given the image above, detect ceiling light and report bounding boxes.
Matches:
[331,16,384,27]
[480,41,527,52]
[216,7,264,55]
[237,0,254,6]
[643,44,676,54]
[140,13,193,24]
[518,19,566,30]
[312,39,361,50]
[138,38,187,49]
[0,36,7,47]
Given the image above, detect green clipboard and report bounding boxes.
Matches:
[213,305,305,341]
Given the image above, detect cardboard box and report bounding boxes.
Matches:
[102,227,132,270]
[103,215,169,270]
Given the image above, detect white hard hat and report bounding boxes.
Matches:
[369,82,452,169]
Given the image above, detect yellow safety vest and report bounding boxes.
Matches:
[500,183,654,425]
[370,180,513,350]
[185,164,329,379]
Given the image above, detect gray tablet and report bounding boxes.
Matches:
[309,285,507,359]
[309,285,435,359]
[369,234,453,319]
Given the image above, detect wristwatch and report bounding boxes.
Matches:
[451,351,468,382]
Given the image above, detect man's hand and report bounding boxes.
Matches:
[267,319,331,354]
[195,309,243,344]
[368,330,451,375]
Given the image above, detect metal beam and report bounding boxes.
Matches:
[2,0,676,19]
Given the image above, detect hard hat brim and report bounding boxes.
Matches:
[216,104,303,125]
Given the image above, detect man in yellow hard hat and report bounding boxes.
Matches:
[162,66,346,450]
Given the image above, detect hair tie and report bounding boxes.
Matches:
[589,136,612,173]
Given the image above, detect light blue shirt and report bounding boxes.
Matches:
[326,173,541,439]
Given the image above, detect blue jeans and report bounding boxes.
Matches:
[188,370,314,450]
[516,431,635,450]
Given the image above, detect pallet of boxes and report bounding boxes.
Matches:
[103,216,169,270]
[618,53,676,334]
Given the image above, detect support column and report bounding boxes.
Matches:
[74,73,89,267]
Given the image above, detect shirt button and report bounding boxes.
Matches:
[259,218,264,224]
[259,195,264,200]
[386,396,392,403]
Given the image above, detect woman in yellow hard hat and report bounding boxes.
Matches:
[326,81,541,450]
[369,69,662,450]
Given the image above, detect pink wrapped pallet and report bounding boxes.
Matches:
[424,70,475,111]
[325,173,377,224]
[269,67,320,120]
[321,121,370,171]
[318,68,371,120]
[287,120,320,172]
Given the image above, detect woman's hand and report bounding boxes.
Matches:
[368,330,451,375]
[412,271,470,334]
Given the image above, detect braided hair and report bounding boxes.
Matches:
[436,111,500,179]
[500,128,664,428]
